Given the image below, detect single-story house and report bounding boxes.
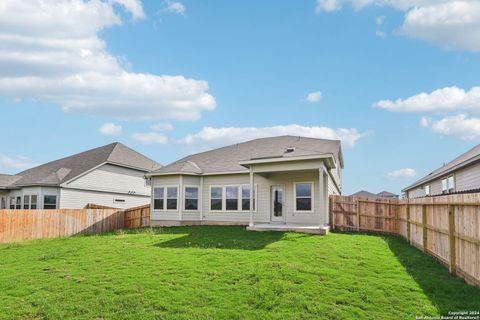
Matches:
[403,144,480,198]
[0,143,161,210]
[350,190,399,200]
[146,136,343,233]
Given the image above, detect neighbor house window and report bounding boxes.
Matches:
[425,185,430,196]
[9,197,15,209]
[166,187,178,210]
[442,177,455,194]
[43,195,57,209]
[447,176,455,193]
[153,187,164,210]
[31,195,37,210]
[23,195,30,209]
[184,186,199,211]
[226,186,239,211]
[210,187,223,211]
[15,196,21,209]
[295,182,313,212]
[0,197,5,209]
[241,185,256,211]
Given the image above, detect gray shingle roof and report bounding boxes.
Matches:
[349,190,378,198]
[151,136,342,175]
[0,174,21,189]
[403,144,480,192]
[5,143,161,188]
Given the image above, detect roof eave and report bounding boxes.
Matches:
[239,154,337,169]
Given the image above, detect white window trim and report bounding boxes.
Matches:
[30,194,38,210]
[425,185,430,196]
[184,185,200,212]
[43,194,58,209]
[153,185,179,212]
[23,195,30,209]
[209,184,257,213]
[447,176,455,193]
[293,181,314,213]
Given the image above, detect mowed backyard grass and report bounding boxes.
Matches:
[1,227,479,320]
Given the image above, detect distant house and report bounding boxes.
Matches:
[350,190,399,200]
[0,143,161,210]
[403,144,480,198]
[146,136,343,233]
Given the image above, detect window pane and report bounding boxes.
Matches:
[44,195,57,205]
[16,197,21,209]
[44,205,56,210]
[296,198,312,211]
[448,177,454,189]
[442,179,447,191]
[31,204,37,210]
[31,195,37,204]
[185,187,198,199]
[154,187,164,199]
[226,199,238,211]
[167,199,177,210]
[226,186,238,199]
[242,199,250,211]
[167,187,177,198]
[154,199,164,210]
[242,186,250,199]
[211,199,222,211]
[296,183,312,197]
[211,187,222,199]
[185,199,198,210]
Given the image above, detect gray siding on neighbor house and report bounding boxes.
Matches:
[65,163,150,196]
[59,188,149,209]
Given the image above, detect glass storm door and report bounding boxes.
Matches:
[271,186,284,222]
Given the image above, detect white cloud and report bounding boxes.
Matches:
[374,86,480,113]
[421,114,480,140]
[305,91,323,103]
[164,1,186,15]
[0,154,37,170]
[180,124,369,150]
[315,0,342,13]
[0,0,215,120]
[388,168,416,178]
[316,0,480,52]
[131,132,168,145]
[151,122,174,131]
[99,122,122,136]
[376,16,387,37]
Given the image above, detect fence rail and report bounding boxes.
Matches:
[330,194,480,287]
[124,204,150,229]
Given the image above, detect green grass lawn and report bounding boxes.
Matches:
[1,226,479,320]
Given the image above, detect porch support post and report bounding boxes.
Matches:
[319,166,328,226]
[249,167,254,227]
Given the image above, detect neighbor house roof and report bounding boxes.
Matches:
[4,143,161,189]
[403,144,480,192]
[0,174,21,189]
[149,136,343,176]
[350,190,399,199]
[349,190,378,198]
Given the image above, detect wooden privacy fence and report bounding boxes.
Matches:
[330,194,480,287]
[0,209,125,243]
[124,204,150,229]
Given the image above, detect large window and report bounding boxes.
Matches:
[241,186,256,211]
[23,195,30,209]
[294,182,313,212]
[226,186,239,211]
[9,197,15,209]
[15,196,21,209]
[43,195,57,209]
[0,197,5,209]
[153,187,164,210]
[153,186,178,210]
[31,195,38,209]
[210,185,256,212]
[210,187,223,211]
[425,185,430,196]
[184,186,199,211]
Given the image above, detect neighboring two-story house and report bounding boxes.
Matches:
[0,143,161,209]
[146,136,343,233]
[403,144,480,198]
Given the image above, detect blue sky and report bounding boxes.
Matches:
[1,0,480,195]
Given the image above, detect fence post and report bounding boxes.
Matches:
[356,199,360,232]
[406,203,410,244]
[422,204,428,253]
[448,205,456,274]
